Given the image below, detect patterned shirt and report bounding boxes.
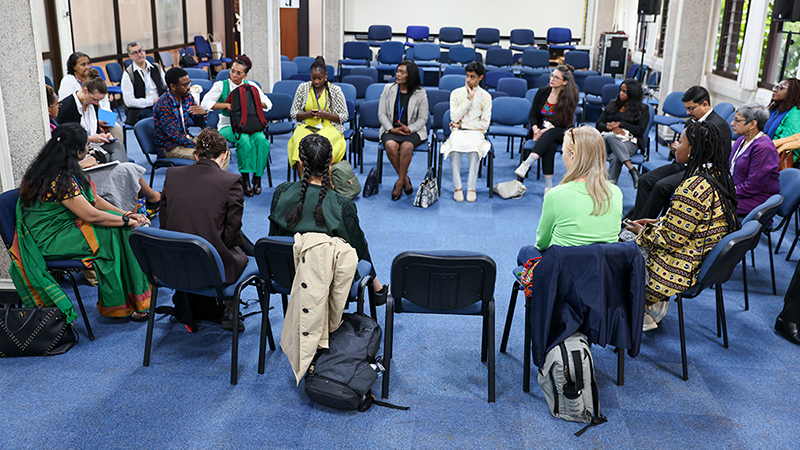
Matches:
[153,90,207,157]
[540,101,555,120]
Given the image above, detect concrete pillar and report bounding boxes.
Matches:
[588,0,616,71]
[240,0,281,92]
[0,0,50,282]
[322,0,344,65]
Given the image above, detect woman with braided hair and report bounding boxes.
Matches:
[625,121,738,331]
[269,134,388,304]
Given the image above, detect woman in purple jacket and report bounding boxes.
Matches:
[729,103,780,216]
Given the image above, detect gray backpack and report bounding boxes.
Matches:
[537,332,607,436]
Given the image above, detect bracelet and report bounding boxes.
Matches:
[122,215,130,227]
[123,211,132,217]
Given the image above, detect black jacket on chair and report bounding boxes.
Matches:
[530,241,646,368]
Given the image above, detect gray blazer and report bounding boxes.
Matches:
[378,83,428,141]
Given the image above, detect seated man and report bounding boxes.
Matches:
[153,68,221,167]
[121,41,166,126]
[626,86,732,220]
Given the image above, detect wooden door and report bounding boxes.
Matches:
[280,7,298,59]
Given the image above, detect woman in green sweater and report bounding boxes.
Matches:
[535,126,623,252]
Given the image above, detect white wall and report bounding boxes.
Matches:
[344,0,590,42]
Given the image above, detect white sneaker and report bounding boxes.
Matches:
[466,190,476,202]
[643,313,658,332]
[454,189,464,202]
[647,301,669,323]
[515,161,531,178]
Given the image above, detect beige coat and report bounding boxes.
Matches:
[774,133,800,154]
[280,232,358,384]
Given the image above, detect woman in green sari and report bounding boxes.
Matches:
[9,123,152,322]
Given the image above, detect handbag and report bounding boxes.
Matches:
[362,167,379,198]
[0,304,77,357]
[413,168,439,208]
[779,150,794,171]
[492,180,528,199]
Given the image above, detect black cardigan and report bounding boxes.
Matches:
[528,87,574,138]
[595,100,650,151]
[56,93,101,134]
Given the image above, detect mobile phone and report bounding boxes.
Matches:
[107,138,117,143]
[305,124,322,133]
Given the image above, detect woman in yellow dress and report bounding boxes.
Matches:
[287,56,348,171]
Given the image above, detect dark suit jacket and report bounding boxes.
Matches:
[160,159,247,284]
[56,93,101,134]
[703,110,733,159]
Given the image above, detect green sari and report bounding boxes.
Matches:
[8,176,151,322]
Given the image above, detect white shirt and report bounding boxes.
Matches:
[121,61,165,109]
[71,91,102,148]
[58,74,112,111]
[200,79,272,129]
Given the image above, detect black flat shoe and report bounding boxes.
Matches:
[629,167,640,190]
[404,176,413,195]
[775,316,800,346]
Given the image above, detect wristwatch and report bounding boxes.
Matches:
[122,215,130,227]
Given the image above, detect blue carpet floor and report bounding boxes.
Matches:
[3,123,799,449]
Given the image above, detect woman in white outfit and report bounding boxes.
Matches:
[440,62,492,202]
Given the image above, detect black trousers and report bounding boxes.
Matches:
[627,162,685,220]
[779,261,800,322]
[524,126,566,176]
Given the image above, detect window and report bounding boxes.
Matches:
[714,0,751,79]
[760,2,800,86]
[69,0,117,57]
[156,1,185,48]
[119,0,154,51]
[186,0,208,43]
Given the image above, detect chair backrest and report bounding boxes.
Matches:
[496,78,527,98]
[510,29,535,46]
[443,66,466,76]
[491,97,530,126]
[525,88,538,104]
[146,55,157,66]
[365,83,385,102]
[485,48,513,67]
[184,67,209,80]
[628,63,648,80]
[714,102,736,120]
[340,75,373,98]
[124,59,133,68]
[661,91,688,118]
[601,83,620,105]
[368,25,392,42]
[289,73,311,82]
[45,76,54,89]
[106,63,124,83]
[647,71,662,87]
[406,25,430,42]
[378,41,405,64]
[390,251,496,312]
[183,47,197,57]
[345,99,356,126]
[129,228,225,292]
[426,89,450,115]
[253,236,296,294]
[432,102,450,130]
[474,28,500,45]
[522,48,550,69]
[335,82,357,102]
[281,61,299,80]
[90,66,107,80]
[583,75,616,96]
[547,27,573,44]
[439,74,466,92]
[644,103,655,142]
[536,73,552,88]
[293,56,315,73]
[348,67,379,83]
[692,222,762,292]
[272,80,303,98]
[193,36,212,57]
[216,69,230,81]
[343,41,371,60]
[207,109,220,129]
[564,51,590,70]
[134,117,156,156]
[413,43,441,62]
[439,27,464,45]
[489,91,509,100]
[0,189,19,250]
[741,194,783,226]
[441,110,452,138]
[778,168,800,218]
[484,71,514,89]
[358,100,381,129]
[159,51,175,69]
[263,93,293,121]
[281,55,290,62]
[448,45,476,65]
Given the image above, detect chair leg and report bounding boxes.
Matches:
[775,223,789,254]
[488,154,494,198]
[437,152,443,196]
[717,284,729,349]
[500,280,520,353]
[266,158,273,188]
[750,248,755,268]
[481,309,488,362]
[381,296,394,399]
[281,293,288,317]
[523,294,532,393]
[786,232,800,261]
[487,299,495,404]
[617,348,625,387]
[231,294,240,386]
[143,286,158,367]
[676,295,688,381]
[377,143,384,184]
[62,270,95,341]
[742,258,749,311]
[768,232,776,295]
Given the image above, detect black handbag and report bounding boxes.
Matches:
[0,304,77,357]
[362,167,379,198]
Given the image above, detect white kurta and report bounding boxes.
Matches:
[440,86,492,159]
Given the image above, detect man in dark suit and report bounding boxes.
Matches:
[627,86,733,220]
[159,129,247,331]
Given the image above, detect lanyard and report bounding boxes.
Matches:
[396,89,406,121]
[730,132,763,175]
[178,102,187,135]
[314,87,328,112]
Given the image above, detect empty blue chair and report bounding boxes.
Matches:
[485,48,514,72]
[525,88,538,104]
[600,83,620,105]
[536,73,552,88]
[443,66,466,76]
[290,73,311,82]
[489,91,509,100]
[628,63,648,81]
[521,49,551,89]
[281,61,298,80]
[714,102,736,121]
[653,91,689,141]
[426,89,450,113]
[405,25,430,47]
[439,74,466,92]
[368,25,392,48]
[293,56,315,74]
[583,75,616,121]
[565,51,599,91]
[430,103,451,155]
[376,41,405,81]
[488,97,531,157]
[473,28,501,50]
[194,35,227,68]
[365,83,385,102]
[335,82,357,103]
[448,45,476,66]
[184,67,210,80]
[264,93,295,143]
[134,117,193,186]
[327,65,337,81]
[280,55,290,62]
[484,71,514,90]
[348,66,379,83]
[338,42,371,80]
[497,78,527,98]
[216,69,230,81]
[341,75,373,108]
[412,42,442,72]
[272,80,303,98]
[741,194,784,300]
[547,27,575,51]
[439,27,464,49]
[509,29,536,52]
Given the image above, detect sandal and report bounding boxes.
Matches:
[130,311,149,322]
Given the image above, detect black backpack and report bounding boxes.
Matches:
[305,312,407,411]
[179,53,198,68]
[226,84,269,137]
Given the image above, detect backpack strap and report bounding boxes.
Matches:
[574,348,607,437]
[249,84,270,128]
[219,80,231,117]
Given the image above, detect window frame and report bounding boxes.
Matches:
[713,0,751,80]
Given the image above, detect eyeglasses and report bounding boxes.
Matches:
[567,127,576,142]
[129,49,145,56]
[773,84,788,92]
[732,117,747,123]
[230,69,246,76]
[550,74,564,81]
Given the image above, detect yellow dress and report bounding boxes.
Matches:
[287,88,346,167]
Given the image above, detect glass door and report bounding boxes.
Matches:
[37,0,63,87]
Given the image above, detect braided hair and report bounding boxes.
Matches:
[284,134,332,228]
[682,121,739,231]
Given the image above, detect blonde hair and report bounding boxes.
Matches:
[560,126,612,216]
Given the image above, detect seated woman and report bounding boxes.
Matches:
[765,78,800,140]
[47,83,160,216]
[269,134,389,304]
[159,128,247,331]
[729,103,780,216]
[10,124,151,321]
[626,122,739,331]
[515,64,579,193]
[441,62,492,203]
[201,55,272,196]
[287,56,348,173]
[58,52,123,141]
[378,61,429,200]
[595,78,649,187]
[56,69,128,163]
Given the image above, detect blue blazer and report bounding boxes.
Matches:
[530,241,646,368]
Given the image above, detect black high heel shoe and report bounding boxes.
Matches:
[404,175,413,196]
[392,181,402,201]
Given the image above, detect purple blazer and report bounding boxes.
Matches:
[730,134,780,216]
